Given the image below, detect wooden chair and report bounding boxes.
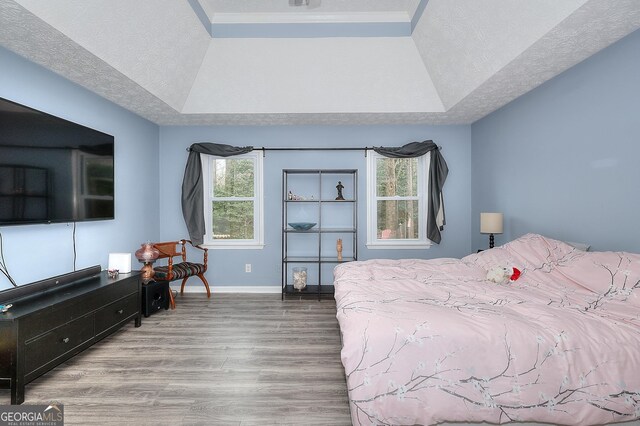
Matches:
[152,240,210,309]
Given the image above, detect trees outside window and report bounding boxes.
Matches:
[367,152,431,249]
[202,152,263,249]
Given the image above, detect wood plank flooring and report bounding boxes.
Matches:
[0,293,352,425]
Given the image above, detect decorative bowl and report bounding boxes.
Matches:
[288,222,317,231]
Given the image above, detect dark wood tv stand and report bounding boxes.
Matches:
[0,266,141,404]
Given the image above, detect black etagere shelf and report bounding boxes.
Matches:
[281,169,357,300]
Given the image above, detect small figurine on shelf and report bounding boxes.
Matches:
[336,181,345,200]
[337,238,343,262]
[288,190,293,200]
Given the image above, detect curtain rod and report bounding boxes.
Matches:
[262,146,445,158]
[254,147,372,157]
[255,147,371,152]
[186,146,441,155]
[186,146,372,156]
[186,146,371,152]
[186,147,440,151]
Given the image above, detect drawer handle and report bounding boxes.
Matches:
[62,337,70,344]
[117,309,124,314]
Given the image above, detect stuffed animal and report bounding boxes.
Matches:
[486,266,521,284]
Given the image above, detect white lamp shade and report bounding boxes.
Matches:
[480,212,503,234]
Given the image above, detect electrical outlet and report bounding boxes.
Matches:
[245,264,251,273]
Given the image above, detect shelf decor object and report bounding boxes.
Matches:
[335,181,345,200]
[282,169,357,300]
[293,267,308,291]
[480,212,503,249]
[288,222,317,231]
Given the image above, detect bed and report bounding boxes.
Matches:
[333,234,640,425]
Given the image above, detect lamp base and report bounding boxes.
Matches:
[140,262,155,283]
[489,234,495,249]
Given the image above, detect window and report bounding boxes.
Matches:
[201,152,263,249]
[366,152,431,249]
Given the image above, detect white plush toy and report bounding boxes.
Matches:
[486,266,521,284]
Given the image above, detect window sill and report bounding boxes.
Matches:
[366,242,432,250]
[202,243,265,250]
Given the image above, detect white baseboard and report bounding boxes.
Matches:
[170,284,281,294]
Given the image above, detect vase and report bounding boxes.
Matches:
[293,267,307,291]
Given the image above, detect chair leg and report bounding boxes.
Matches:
[197,273,211,298]
[178,275,211,298]
[168,284,176,310]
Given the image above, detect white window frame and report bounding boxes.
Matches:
[201,152,264,249]
[366,151,432,249]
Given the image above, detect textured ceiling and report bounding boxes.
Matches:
[1,0,640,126]
[200,0,420,16]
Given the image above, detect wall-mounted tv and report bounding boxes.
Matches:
[0,96,114,225]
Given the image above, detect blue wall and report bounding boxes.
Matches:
[0,47,160,289]
[5,25,638,290]
[471,29,640,252]
[159,125,472,287]
[0,44,471,291]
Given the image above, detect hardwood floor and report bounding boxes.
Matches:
[0,293,352,425]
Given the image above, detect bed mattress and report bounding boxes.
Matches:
[334,234,640,425]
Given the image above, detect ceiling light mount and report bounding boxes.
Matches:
[289,0,320,8]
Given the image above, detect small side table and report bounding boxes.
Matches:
[141,280,170,317]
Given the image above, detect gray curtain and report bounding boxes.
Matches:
[373,140,448,244]
[182,143,253,246]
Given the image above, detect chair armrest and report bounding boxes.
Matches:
[183,239,207,252]
[182,239,208,268]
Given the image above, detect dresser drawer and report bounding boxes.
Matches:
[20,295,100,341]
[24,314,94,373]
[95,293,138,335]
[20,276,139,341]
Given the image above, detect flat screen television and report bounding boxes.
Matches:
[0,96,114,225]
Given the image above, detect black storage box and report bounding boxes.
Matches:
[141,280,170,317]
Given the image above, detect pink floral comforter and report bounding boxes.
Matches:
[334,234,640,425]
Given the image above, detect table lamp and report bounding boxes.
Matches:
[480,212,503,249]
[135,242,160,283]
